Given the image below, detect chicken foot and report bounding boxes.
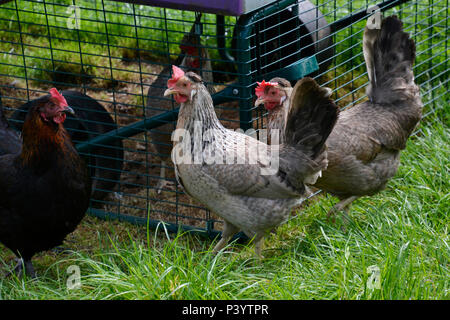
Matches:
[212,221,239,254]
[4,258,36,279]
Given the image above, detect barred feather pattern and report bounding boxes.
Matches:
[172,78,338,241]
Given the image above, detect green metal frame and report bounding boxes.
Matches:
[76,0,413,155]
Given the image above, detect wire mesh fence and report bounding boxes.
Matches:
[0,0,447,237]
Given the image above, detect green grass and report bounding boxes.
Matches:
[0,112,448,300]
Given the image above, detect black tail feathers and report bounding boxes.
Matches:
[284,77,339,159]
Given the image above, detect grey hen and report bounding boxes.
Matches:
[261,16,423,221]
[164,66,338,258]
[146,14,215,193]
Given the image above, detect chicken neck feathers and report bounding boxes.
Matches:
[146,14,215,162]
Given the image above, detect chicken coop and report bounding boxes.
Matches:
[0,0,447,239]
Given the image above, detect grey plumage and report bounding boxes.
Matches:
[265,16,423,220]
[315,16,422,205]
[266,77,291,145]
[170,73,338,257]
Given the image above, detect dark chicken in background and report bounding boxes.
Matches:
[164,66,338,258]
[0,88,91,277]
[146,13,215,193]
[0,95,21,156]
[257,16,422,222]
[10,91,123,204]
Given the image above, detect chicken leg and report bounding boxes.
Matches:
[253,236,265,260]
[212,220,239,254]
[327,195,360,224]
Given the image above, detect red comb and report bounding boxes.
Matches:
[167,65,185,88]
[255,80,278,98]
[49,88,68,107]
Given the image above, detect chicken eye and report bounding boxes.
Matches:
[183,83,187,87]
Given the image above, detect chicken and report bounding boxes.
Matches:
[0,88,91,277]
[10,91,123,203]
[257,16,422,222]
[164,65,338,258]
[146,13,215,193]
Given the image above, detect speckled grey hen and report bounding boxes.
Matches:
[164,66,338,258]
[261,16,423,221]
[146,14,215,193]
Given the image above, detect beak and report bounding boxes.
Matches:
[164,88,176,97]
[63,105,75,115]
[255,97,265,107]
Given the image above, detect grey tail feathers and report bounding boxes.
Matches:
[364,15,418,104]
[284,77,339,159]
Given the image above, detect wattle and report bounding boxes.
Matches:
[53,113,67,124]
[174,94,188,104]
[264,101,278,110]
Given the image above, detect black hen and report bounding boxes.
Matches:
[10,91,123,203]
[0,88,91,277]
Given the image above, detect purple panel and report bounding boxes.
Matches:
[112,0,245,16]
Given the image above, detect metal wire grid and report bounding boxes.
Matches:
[314,0,448,113]
[0,0,447,237]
